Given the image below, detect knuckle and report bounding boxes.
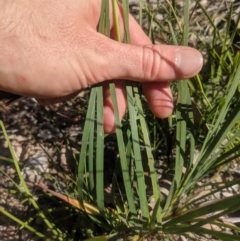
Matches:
[141,45,161,81]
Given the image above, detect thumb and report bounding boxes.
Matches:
[97,38,203,83]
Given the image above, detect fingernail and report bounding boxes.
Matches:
[177,48,203,77]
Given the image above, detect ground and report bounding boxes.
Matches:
[1,1,240,240]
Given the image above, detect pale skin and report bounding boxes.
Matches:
[0,0,203,133]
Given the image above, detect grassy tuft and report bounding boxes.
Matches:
[1,1,240,240]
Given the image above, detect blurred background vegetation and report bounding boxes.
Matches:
[1,0,240,240]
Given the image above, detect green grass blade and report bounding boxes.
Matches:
[96,86,105,213]
[126,84,149,221]
[78,0,110,211]
[164,194,240,229]
[122,1,150,220]
[212,145,240,170]
[195,100,240,179]
[0,208,45,238]
[109,83,137,216]
[167,20,178,45]
[178,60,240,193]
[212,58,240,132]
[122,0,130,43]
[99,0,110,35]
[165,0,194,210]
[0,121,62,238]
[182,0,190,45]
[211,220,240,233]
[112,0,138,218]
[112,0,121,41]
[88,117,95,194]
[196,227,240,241]
[175,83,188,185]
[133,87,162,224]
[78,88,97,204]
[84,237,108,241]
[184,178,240,209]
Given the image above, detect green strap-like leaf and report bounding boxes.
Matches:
[126,84,149,221]
[78,88,97,205]
[164,194,240,230]
[96,86,105,213]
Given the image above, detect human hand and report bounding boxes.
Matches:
[0,0,203,133]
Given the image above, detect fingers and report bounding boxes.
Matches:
[102,12,151,133]
[101,6,202,133]
[103,80,126,133]
[142,82,173,118]
[128,15,174,118]
[95,10,203,83]
[128,14,152,45]
[97,39,203,82]
[36,91,81,105]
